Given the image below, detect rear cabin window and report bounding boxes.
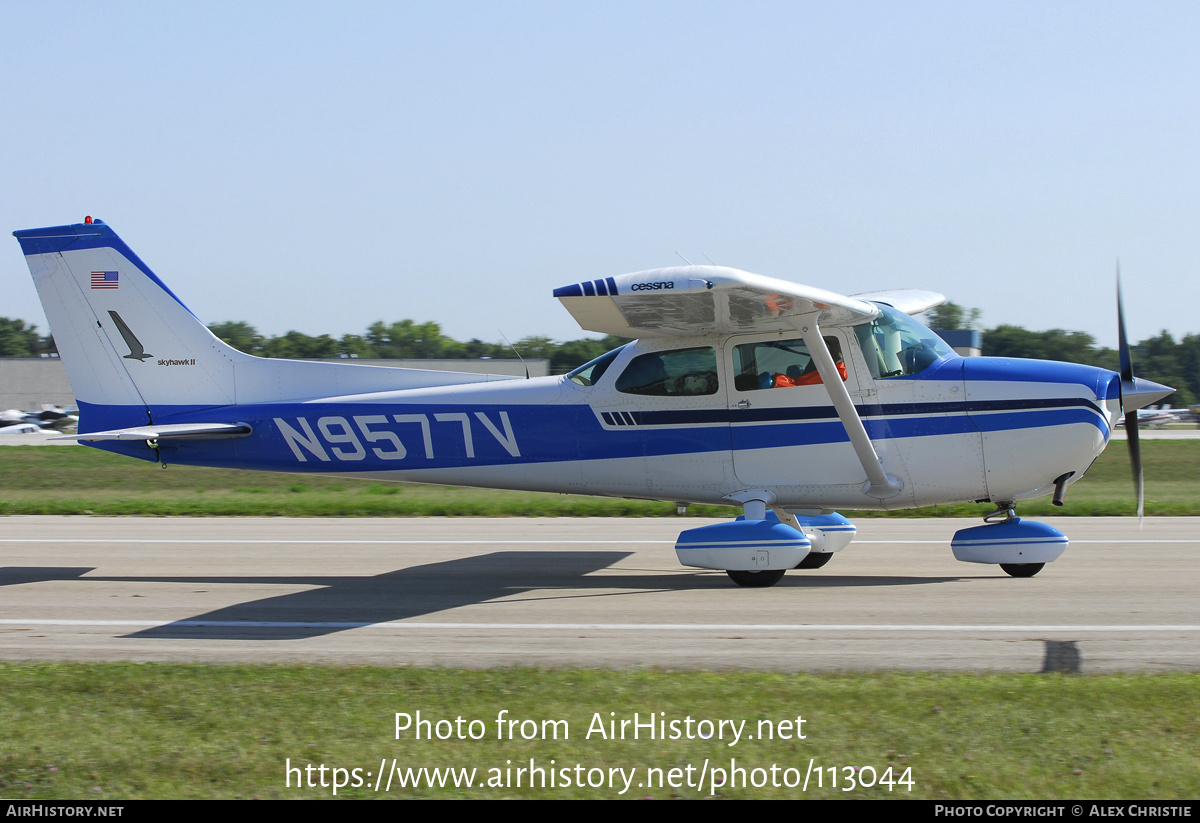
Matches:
[615,347,718,396]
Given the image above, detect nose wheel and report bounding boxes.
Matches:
[999,562,1044,578]
[987,504,1045,576]
[795,552,833,569]
[987,504,1046,576]
[726,569,786,587]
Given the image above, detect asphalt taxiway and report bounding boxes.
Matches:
[1,516,1196,672]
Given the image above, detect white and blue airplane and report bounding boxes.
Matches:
[14,218,1172,586]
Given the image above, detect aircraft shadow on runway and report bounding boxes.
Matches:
[2,558,961,640]
[125,551,633,640]
[0,567,96,585]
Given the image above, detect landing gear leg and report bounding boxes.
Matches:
[983,502,1017,524]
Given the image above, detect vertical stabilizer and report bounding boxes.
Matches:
[14,220,246,431]
[14,219,516,435]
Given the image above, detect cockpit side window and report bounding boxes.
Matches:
[567,345,626,387]
[732,336,847,391]
[854,305,956,379]
[615,346,718,396]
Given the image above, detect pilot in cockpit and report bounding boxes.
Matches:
[734,335,849,391]
[775,337,847,387]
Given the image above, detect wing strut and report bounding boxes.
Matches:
[798,321,903,499]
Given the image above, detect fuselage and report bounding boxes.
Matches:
[14,218,1121,513]
[98,317,1122,512]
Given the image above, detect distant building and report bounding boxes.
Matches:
[932,329,982,358]
[0,357,547,411]
[0,357,74,410]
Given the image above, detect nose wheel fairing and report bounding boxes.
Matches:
[951,516,1068,574]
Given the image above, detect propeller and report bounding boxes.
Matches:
[1116,267,1174,521]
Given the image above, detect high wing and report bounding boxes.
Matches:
[554,266,943,337]
[553,266,880,337]
[849,289,945,317]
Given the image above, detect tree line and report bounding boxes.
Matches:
[2,309,1196,406]
[203,319,632,377]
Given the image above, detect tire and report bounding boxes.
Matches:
[726,569,786,587]
[1000,563,1044,578]
[795,552,833,570]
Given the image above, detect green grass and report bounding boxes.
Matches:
[2,447,1196,800]
[0,441,1196,517]
[1,664,1196,799]
[0,445,702,517]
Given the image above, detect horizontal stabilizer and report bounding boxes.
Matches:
[54,422,253,442]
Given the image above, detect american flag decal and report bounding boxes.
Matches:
[91,271,119,289]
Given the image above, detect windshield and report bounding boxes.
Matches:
[566,345,626,386]
[854,304,956,379]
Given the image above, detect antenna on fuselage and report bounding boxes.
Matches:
[675,251,694,265]
[498,330,531,380]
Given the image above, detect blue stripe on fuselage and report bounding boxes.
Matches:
[80,392,1111,474]
[634,396,1105,427]
[143,402,727,471]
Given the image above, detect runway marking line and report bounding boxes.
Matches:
[2,619,1199,632]
[1,539,1194,545]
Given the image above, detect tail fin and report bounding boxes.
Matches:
[14,219,505,434]
[14,220,245,432]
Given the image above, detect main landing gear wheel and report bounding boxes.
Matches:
[795,553,833,569]
[1000,563,1044,578]
[726,569,786,587]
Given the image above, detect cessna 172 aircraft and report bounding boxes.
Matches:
[14,218,1172,586]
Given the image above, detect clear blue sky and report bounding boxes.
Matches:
[4,1,1197,347]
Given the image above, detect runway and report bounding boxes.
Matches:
[1,516,1197,672]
